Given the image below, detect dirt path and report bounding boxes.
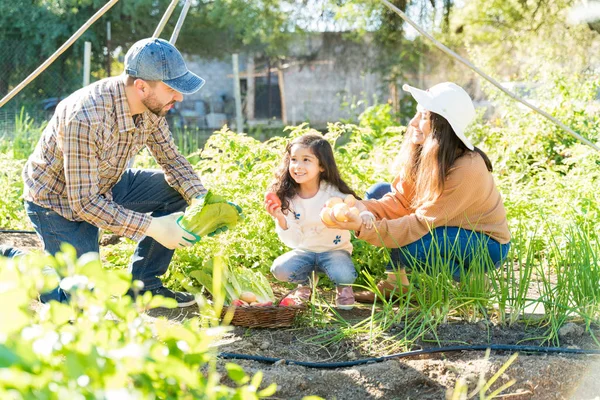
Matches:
[3,231,600,399]
[144,305,600,400]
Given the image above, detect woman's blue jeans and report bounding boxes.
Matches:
[25,169,188,302]
[365,182,510,281]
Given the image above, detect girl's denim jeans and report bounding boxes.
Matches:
[271,249,357,285]
[25,169,188,303]
[365,182,510,281]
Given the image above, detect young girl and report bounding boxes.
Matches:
[265,133,372,310]
[325,82,511,303]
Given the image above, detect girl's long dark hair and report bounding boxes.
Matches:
[397,112,493,209]
[269,134,359,213]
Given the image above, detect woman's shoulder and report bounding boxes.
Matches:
[450,151,490,178]
[455,151,487,167]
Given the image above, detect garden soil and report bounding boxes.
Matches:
[2,231,600,400]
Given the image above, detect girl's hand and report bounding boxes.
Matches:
[265,198,287,229]
[360,210,375,230]
[264,192,282,216]
[264,198,282,217]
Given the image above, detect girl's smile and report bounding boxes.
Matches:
[289,144,324,193]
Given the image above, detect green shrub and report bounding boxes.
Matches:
[0,246,277,399]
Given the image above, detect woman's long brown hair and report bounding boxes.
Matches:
[396,112,493,209]
[270,134,359,213]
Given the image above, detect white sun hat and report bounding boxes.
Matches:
[402,82,476,150]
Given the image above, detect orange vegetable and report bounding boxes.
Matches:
[347,207,360,219]
[320,206,336,227]
[325,197,343,208]
[332,203,350,222]
[344,195,356,207]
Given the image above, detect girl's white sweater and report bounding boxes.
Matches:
[275,182,353,254]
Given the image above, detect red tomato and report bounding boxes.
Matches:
[279,298,297,307]
[264,192,282,208]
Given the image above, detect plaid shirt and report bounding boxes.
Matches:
[23,77,206,241]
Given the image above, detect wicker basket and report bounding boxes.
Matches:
[221,303,305,328]
[220,287,307,328]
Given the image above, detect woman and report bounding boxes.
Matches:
[326,82,511,303]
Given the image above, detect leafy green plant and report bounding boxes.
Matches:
[358,103,397,135]
[0,246,277,399]
[3,96,600,347]
[0,153,28,230]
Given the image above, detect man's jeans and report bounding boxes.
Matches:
[25,169,187,302]
[271,249,357,285]
[0,245,26,258]
[365,182,510,282]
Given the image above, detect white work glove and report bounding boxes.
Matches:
[144,212,197,250]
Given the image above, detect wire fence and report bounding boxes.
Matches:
[0,109,18,139]
[0,37,85,138]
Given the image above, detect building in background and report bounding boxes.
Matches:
[180,32,384,131]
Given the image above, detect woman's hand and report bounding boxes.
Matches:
[322,207,363,231]
[354,200,368,213]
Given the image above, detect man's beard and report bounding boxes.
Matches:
[142,93,175,117]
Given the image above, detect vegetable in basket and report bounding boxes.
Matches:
[189,257,275,306]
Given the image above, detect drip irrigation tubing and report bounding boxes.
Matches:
[219,344,600,369]
[0,229,36,234]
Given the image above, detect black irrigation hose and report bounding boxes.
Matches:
[219,344,600,369]
[0,229,36,234]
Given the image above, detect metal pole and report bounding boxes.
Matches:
[83,41,92,87]
[169,0,192,44]
[246,53,255,121]
[153,0,180,38]
[0,0,120,109]
[106,21,112,77]
[379,0,600,152]
[232,54,244,133]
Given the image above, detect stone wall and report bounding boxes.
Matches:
[181,32,386,129]
[281,33,384,127]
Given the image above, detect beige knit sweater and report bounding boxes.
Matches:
[357,152,511,248]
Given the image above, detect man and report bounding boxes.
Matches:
[23,38,222,307]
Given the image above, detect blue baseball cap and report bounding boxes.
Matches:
[124,38,205,95]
